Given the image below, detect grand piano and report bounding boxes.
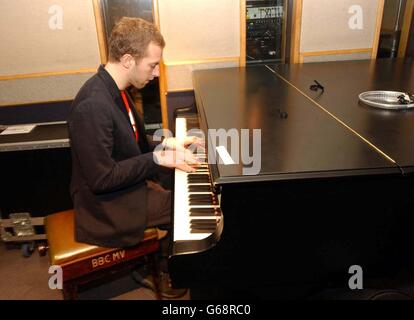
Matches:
[169,58,414,299]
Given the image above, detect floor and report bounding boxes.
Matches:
[0,242,190,300]
[4,240,414,300]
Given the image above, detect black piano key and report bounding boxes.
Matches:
[188,194,215,203]
[188,179,210,184]
[189,195,214,202]
[188,185,211,192]
[189,197,213,202]
[188,175,209,178]
[188,174,209,178]
[188,199,213,206]
[190,218,218,224]
[189,200,213,204]
[188,180,210,184]
[189,207,217,212]
[189,193,213,198]
[189,200,214,205]
[190,227,217,233]
[190,222,217,228]
[190,211,217,217]
[191,224,217,231]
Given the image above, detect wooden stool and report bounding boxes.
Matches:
[45,209,161,299]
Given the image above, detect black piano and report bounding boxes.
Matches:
[169,58,414,299]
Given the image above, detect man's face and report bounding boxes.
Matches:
[129,41,162,89]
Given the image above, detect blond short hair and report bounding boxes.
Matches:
[108,17,165,62]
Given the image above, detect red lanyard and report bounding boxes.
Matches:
[120,90,138,142]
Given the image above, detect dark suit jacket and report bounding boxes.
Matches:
[68,65,160,247]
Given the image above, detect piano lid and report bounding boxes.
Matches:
[192,66,400,185]
[273,58,414,174]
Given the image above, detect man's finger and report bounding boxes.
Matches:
[184,136,204,147]
[184,150,200,165]
[177,163,196,173]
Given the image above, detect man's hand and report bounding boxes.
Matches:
[163,136,204,151]
[153,149,199,172]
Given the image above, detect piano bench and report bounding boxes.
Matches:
[45,209,161,300]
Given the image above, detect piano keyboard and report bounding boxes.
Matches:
[173,116,223,254]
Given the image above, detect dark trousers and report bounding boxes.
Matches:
[146,169,173,272]
[146,180,171,228]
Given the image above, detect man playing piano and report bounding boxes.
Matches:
[68,17,200,298]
